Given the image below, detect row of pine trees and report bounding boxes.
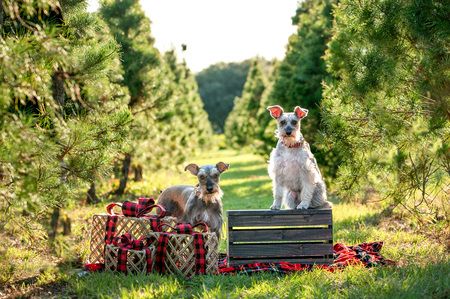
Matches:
[2,0,450,234]
[0,0,211,235]
[224,0,450,217]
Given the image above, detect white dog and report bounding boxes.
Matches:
[267,105,332,210]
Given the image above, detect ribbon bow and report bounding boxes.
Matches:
[111,234,153,273]
[107,198,167,218]
[155,222,208,275]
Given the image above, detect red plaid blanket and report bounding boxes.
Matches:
[86,242,395,275]
[218,242,395,275]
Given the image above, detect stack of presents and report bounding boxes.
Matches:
[88,198,219,276]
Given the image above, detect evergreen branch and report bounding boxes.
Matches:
[72,49,118,78]
[74,147,100,153]
[4,180,14,187]
[131,104,157,116]
[56,141,69,149]
[360,134,381,138]
[391,111,415,114]
[32,113,49,123]
[132,92,172,115]
[13,3,38,33]
[345,118,368,121]
[38,185,60,191]
[411,90,437,104]
[73,139,120,153]
[74,84,93,111]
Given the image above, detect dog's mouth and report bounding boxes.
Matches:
[281,135,296,142]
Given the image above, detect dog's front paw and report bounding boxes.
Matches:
[296,202,309,210]
[270,204,281,210]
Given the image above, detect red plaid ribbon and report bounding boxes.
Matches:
[104,198,166,251]
[106,197,167,219]
[155,222,208,275]
[111,234,153,273]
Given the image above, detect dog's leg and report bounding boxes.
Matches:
[285,190,299,209]
[270,178,283,210]
[297,183,315,210]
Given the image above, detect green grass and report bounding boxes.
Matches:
[2,149,450,298]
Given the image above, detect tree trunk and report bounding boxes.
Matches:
[0,0,4,34]
[134,163,143,182]
[49,69,65,240]
[86,182,99,204]
[52,69,66,109]
[49,208,60,240]
[115,153,131,195]
[62,216,71,236]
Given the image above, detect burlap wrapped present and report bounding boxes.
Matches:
[105,234,156,274]
[89,198,177,264]
[150,223,219,276]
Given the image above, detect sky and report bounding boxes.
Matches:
[88,0,299,73]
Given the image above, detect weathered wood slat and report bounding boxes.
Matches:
[227,257,334,266]
[229,243,333,257]
[228,213,332,227]
[229,228,332,242]
[227,209,332,216]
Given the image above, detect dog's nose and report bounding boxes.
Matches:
[286,131,292,136]
[207,186,214,192]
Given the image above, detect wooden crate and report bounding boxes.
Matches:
[226,209,333,266]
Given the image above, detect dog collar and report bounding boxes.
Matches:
[281,140,303,148]
[194,184,201,197]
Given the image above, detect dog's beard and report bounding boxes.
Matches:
[276,129,302,146]
[199,186,223,203]
[281,136,297,146]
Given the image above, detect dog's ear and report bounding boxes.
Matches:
[185,163,200,175]
[216,162,230,173]
[294,106,308,119]
[267,105,284,119]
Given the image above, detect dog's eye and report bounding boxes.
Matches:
[200,175,205,180]
[214,174,219,178]
[292,120,297,125]
[280,120,286,125]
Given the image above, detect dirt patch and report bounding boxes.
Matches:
[1,280,72,299]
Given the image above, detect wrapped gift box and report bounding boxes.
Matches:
[150,223,219,276]
[88,198,177,264]
[104,234,156,274]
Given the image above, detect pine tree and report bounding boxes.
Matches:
[163,50,212,152]
[320,0,450,215]
[256,0,340,181]
[131,50,212,174]
[224,59,267,147]
[100,0,171,193]
[0,0,132,232]
[100,1,211,192]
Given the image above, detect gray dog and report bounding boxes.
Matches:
[157,162,229,239]
[267,105,332,210]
